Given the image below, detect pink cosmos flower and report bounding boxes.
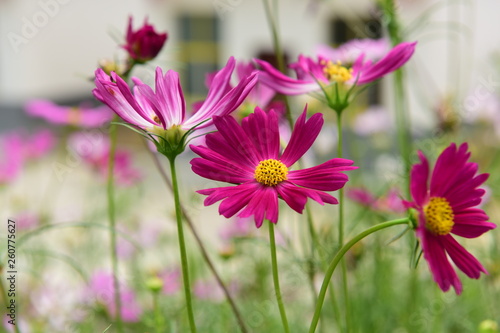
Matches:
[346,187,376,207]
[159,269,181,295]
[123,17,167,63]
[352,106,392,136]
[22,129,56,160]
[68,132,141,186]
[255,41,417,95]
[0,133,24,184]
[316,38,390,65]
[193,279,239,303]
[25,100,113,128]
[190,106,356,227]
[93,57,258,154]
[87,271,142,322]
[405,143,496,294]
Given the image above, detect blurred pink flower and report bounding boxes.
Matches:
[15,212,40,231]
[159,269,181,295]
[22,129,56,160]
[123,16,167,63]
[193,280,239,303]
[316,38,390,64]
[353,106,392,136]
[68,132,142,186]
[219,216,254,241]
[347,187,405,214]
[25,99,113,128]
[87,271,142,322]
[346,187,376,207]
[0,133,23,184]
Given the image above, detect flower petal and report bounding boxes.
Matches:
[183,68,258,129]
[280,106,323,166]
[442,235,487,279]
[154,68,186,127]
[208,115,261,166]
[452,208,496,238]
[287,158,356,191]
[410,151,429,206]
[238,186,279,227]
[241,107,280,160]
[276,181,338,214]
[420,231,462,294]
[430,143,470,197]
[93,69,154,128]
[353,41,417,85]
[190,145,254,183]
[254,58,321,95]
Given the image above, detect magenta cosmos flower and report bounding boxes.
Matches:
[190,107,356,227]
[26,100,113,128]
[93,57,258,156]
[123,17,167,63]
[406,143,496,294]
[255,41,417,95]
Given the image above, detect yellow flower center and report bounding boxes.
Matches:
[321,60,353,83]
[424,197,455,235]
[254,159,288,186]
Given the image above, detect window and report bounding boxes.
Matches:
[178,15,220,97]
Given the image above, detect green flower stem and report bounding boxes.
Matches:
[0,269,21,333]
[308,218,410,333]
[305,205,343,333]
[147,147,248,333]
[106,117,124,333]
[261,0,294,129]
[153,292,163,333]
[381,0,412,195]
[336,110,350,333]
[168,157,197,333]
[268,222,290,333]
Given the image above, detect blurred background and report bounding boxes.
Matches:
[1,0,499,129]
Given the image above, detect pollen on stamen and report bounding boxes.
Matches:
[152,114,161,124]
[424,197,455,235]
[254,159,288,186]
[323,60,353,83]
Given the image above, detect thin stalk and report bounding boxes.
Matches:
[106,118,123,333]
[336,110,350,333]
[261,0,294,128]
[153,291,165,333]
[308,218,410,333]
[168,157,197,332]
[268,222,290,333]
[381,0,412,195]
[148,148,248,333]
[0,271,21,333]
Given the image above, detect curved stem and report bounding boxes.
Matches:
[148,148,248,333]
[308,218,410,333]
[106,117,123,333]
[168,157,197,332]
[268,222,290,333]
